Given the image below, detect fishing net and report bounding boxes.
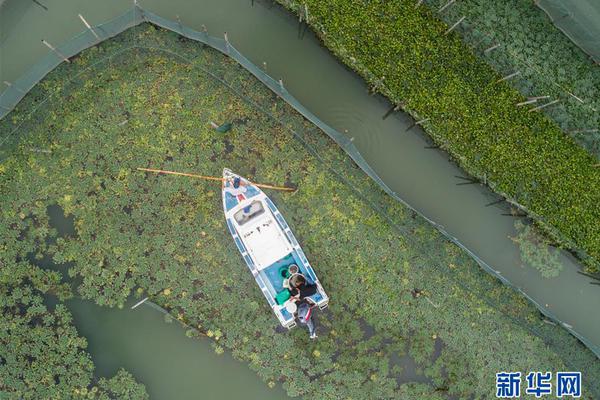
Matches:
[536,0,600,63]
[1,2,599,397]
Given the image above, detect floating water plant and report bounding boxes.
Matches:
[1,24,599,399]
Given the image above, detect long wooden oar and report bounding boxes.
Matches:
[137,167,295,192]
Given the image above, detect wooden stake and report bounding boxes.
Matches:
[516,98,538,107]
[407,117,430,130]
[382,103,401,120]
[176,15,183,32]
[42,39,70,63]
[438,0,456,13]
[78,14,100,40]
[3,81,24,94]
[568,128,599,134]
[137,168,296,191]
[224,32,230,53]
[496,71,520,83]
[32,0,48,11]
[444,16,465,35]
[131,297,149,309]
[567,91,584,103]
[485,198,505,207]
[484,43,500,53]
[304,4,309,24]
[528,99,560,112]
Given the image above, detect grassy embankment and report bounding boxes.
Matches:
[1,25,599,399]
[277,0,600,273]
[424,0,600,158]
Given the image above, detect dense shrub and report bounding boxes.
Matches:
[277,0,600,272]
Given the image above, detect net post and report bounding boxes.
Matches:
[42,39,70,63]
[484,43,500,53]
[224,32,230,54]
[3,81,25,94]
[262,61,267,72]
[278,79,284,92]
[438,0,456,13]
[78,14,100,40]
[496,71,520,83]
[176,15,183,33]
[528,99,560,113]
[444,16,465,35]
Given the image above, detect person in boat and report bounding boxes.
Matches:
[296,299,317,339]
[223,176,247,197]
[288,273,317,301]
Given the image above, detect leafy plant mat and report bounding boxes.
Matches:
[1,24,599,399]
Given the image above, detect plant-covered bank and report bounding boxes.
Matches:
[1,25,599,399]
[424,0,600,159]
[277,0,600,272]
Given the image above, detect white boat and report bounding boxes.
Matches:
[222,168,328,328]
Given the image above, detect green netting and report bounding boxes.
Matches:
[1,5,599,396]
[536,0,600,63]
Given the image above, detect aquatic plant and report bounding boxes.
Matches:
[511,220,563,278]
[423,0,600,158]
[1,25,599,399]
[277,0,600,273]
[0,284,147,399]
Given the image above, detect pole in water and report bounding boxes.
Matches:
[78,14,100,40]
[438,0,456,13]
[444,16,465,35]
[485,198,505,207]
[516,98,538,107]
[528,99,560,113]
[42,40,70,63]
[496,71,520,83]
[32,0,48,11]
[224,32,230,53]
[382,103,401,120]
[201,24,208,34]
[484,43,500,53]
[176,14,183,32]
[262,61,267,72]
[131,297,149,309]
[279,79,284,91]
[407,118,430,131]
[3,81,25,94]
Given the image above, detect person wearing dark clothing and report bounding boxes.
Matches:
[289,274,317,300]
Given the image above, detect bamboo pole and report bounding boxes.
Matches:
[444,16,465,35]
[42,39,70,63]
[137,167,295,191]
[78,14,100,40]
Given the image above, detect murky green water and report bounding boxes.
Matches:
[1,0,599,396]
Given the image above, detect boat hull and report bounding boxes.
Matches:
[222,168,328,328]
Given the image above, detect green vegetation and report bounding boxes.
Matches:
[1,25,599,399]
[277,0,600,272]
[424,0,600,158]
[0,262,147,398]
[511,220,563,279]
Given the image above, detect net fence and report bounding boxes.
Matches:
[0,4,598,396]
[536,0,600,63]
